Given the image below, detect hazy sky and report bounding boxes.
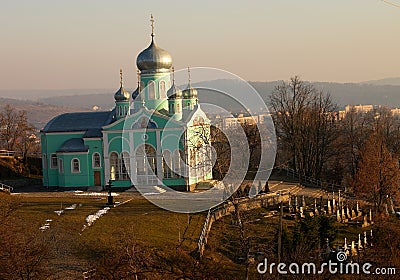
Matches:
[1,0,399,90]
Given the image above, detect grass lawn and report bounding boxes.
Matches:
[1,192,206,279]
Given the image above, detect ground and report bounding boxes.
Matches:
[1,189,205,279]
[1,182,396,279]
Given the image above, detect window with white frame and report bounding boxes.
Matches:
[120,152,130,180]
[50,153,58,169]
[71,158,80,173]
[93,153,101,168]
[110,152,119,180]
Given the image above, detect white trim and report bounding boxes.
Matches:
[129,132,136,182]
[42,153,47,169]
[156,130,162,179]
[71,158,81,173]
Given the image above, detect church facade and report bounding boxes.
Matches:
[41,17,212,191]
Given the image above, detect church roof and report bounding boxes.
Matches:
[57,138,88,153]
[42,111,115,133]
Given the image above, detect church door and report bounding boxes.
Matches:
[94,171,101,186]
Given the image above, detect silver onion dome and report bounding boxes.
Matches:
[168,81,182,100]
[182,67,197,99]
[132,87,140,100]
[136,40,172,73]
[182,85,198,99]
[114,86,130,102]
[114,69,130,101]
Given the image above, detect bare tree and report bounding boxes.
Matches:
[0,105,38,159]
[270,76,337,180]
[352,133,400,212]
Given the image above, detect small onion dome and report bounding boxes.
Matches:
[136,39,172,73]
[168,82,182,99]
[132,87,140,100]
[182,85,198,99]
[115,69,130,102]
[114,85,130,101]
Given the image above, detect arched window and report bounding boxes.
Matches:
[162,150,172,178]
[121,152,130,180]
[159,81,166,98]
[71,158,80,173]
[50,154,58,169]
[148,81,155,99]
[110,152,119,180]
[136,144,157,175]
[93,153,101,168]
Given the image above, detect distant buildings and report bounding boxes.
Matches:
[338,104,400,119]
[211,113,271,129]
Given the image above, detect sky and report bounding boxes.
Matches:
[0,0,399,90]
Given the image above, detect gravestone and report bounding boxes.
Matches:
[337,209,341,222]
[362,215,369,228]
[358,234,363,250]
[364,231,368,248]
[327,199,332,214]
[369,209,374,224]
[351,241,357,256]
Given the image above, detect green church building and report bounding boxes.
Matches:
[41,16,212,191]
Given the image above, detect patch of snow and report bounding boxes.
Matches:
[65,204,77,210]
[75,192,119,197]
[82,207,110,231]
[143,192,161,196]
[40,225,50,231]
[40,221,52,232]
[54,210,64,216]
[154,186,167,193]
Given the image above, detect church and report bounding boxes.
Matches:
[41,16,212,191]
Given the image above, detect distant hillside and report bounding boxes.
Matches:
[0,88,114,100]
[39,93,118,111]
[361,77,400,86]
[0,98,87,130]
[35,81,400,112]
[4,80,400,116]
